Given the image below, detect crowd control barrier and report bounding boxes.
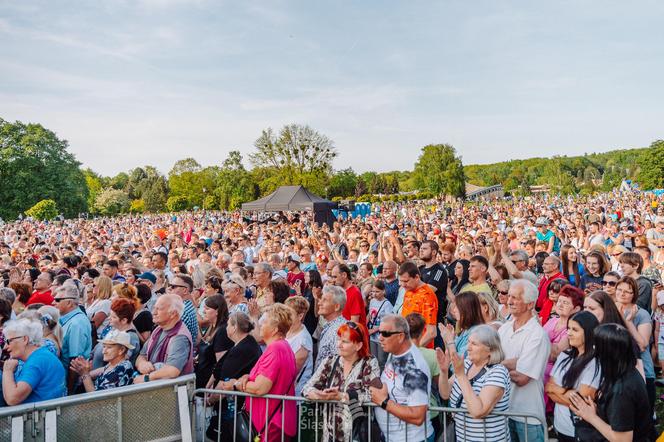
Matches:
[194,388,548,442]
[0,374,195,442]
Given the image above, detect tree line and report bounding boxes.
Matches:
[1,117,662,220]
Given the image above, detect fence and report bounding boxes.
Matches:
[193,388,548,442]
[0,374,195,442]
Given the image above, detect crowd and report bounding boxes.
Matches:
[0,190,663,441]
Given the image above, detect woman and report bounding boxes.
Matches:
[448,259,470,298]
[302,270,323,335]
[442,291,485,358]
[91,298,140,369]
[476,292,502,329]
[86,275,113,336]
[197,274,223,327]
[367,279,394,369]
[71,330,134,392]
[545,311,600,442]
[229,304,297,441]
[284,296,314,396]
[112,283,140,307]
[579,250,609,293]
[495,280,511,321]
[600,271,620,299]
[9,282,31,315]
[437,324,511,442]
[222,274,249,315]
[583,290,627,326]
[206,312,263,441]
[614,276,656,411]
[539,277,568,324]
[303,321,380,442]
[195,294,234,389]
[38,305,62,356]
[569,324,654,441]
[0,298,13,363]
[2,319,66,405]
[133,283,154,344]
[560,244,584,287]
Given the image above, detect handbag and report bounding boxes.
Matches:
[349,359,381,442]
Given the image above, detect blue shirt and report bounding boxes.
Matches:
[182,299,199,342]
[16,346,66,404]
[60,308,92,368]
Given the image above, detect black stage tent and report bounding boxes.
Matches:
[241,185,338,227]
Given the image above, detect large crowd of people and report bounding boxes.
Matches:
[0,190,663,441]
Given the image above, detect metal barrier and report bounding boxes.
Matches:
[194,388,548,442]
[0,374,196,442]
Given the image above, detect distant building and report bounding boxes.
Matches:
[465,183,504,200]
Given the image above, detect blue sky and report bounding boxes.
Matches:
[1,0,663,176]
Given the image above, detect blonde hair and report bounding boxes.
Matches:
[264,303,294,336]
[477,292,501,321]
[95,276,113,300]
[112,283,140,309]
[285,295,310,316]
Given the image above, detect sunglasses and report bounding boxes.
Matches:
[602,281,617,287]
[379,330,404,338]
[498,290,509,295]
[54,297,78,302]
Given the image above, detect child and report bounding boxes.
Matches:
[367,279,393,370]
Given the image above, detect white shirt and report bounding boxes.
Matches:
[498,316,550,423]
[286,326,314,397]
[375,344,434,442]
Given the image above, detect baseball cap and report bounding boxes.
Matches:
[101,330,135,350]
[136,272,157,284]
[287,253,301,263]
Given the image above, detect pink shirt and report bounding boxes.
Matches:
[248,339,297,438]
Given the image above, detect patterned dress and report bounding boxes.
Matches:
[94,360,134,391]
[303,355,380,442]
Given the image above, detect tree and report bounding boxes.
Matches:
[83,169,103,213]
[215,151,256,210]
[0,118,88,219]
[168,158,217,208]
[25,199,58,220]
[94,188,130,215]
[637,140,664,190]
[143,177,169,212]
[249,124,337,188]
[413,144,466,198]
[327,168,357,198]
[129,199,145,213]
[166,196,189,212]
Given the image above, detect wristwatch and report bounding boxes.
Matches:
[144,374,150,383]
[380,397,389,409]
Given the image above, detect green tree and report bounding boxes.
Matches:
[166,196,189,212]
[637,140,664,190]
[327,168,357,198]
[168,158,217,208]
[0,118,88,219]
[413,144,466,197]
[94,188,130,215]
[215,151,256,210]
[129,199,145,213]
[84,169,103,213]
[143,177,169,212]
[25,199,58,220]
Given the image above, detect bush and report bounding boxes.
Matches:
[203,195,216,210]
[25,199,58,220]
[129,199,145,213]
[166,196,189,212]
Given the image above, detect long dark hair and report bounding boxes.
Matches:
[204,294,229,331]
[455,291,485,331]
[452,259,470,294]
[307,270,323,289]
[560,311,599,389]
[588,291,627,327]
[594,323,637,399]
[560,244,581,287]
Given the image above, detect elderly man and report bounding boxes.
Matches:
[499,242,538,286]
[134,294,194,383]
[54,284,92,391]
[167,274,198,343]
[371,314,433,442]
[314,285,346,367]
[537,255,563,310]
[498,279,550,442]
[381,260,400,305]
[253,262,274,308]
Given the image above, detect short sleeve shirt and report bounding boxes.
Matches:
[16,346,66,403]
[181,299,199,342]
[401,285,438,347]
[342,285,366,325]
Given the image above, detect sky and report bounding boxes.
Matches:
[1,0,663,177]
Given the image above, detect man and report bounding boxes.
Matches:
[398,261,437,348]
[27,271,54,305]
[102,259,126,283]
[136,271,158,311]
[134,294,194,383]
[498,279,550,442]
[54,284,92,391]
[381,260,400,306]
[586,221,606,247]
[239,235,255,265]
[286,253,305,292]
[329,232,349,262]
[315,285,346,367]
[268,253,287,280]
[167,274,199,343]
[419,240,448,323]
[537,256,564,310]
[458,255,492,295]
[439,243,456,278]
[501,244,538,285]
[619,252,653,313]
[370,314,433,442]
[299,247,317,272]
[404,240,421,263]
[331,263,366,325]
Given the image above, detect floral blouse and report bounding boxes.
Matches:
[303,355,380,442]
[94,360,134,391]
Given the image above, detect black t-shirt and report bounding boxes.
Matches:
[419,263,448,320]
[195,323,234,388]
[598,368,654,441]
[133,309,154,334]
[211,335,262,409]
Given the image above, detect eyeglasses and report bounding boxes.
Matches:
[379,330,403,338]
[54,297,78,302]
[168,284,188,289]
[602,281,617,287]
[5,336,25,345]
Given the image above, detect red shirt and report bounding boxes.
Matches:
[287,271,306,292]
[27,290,54,306]
[342,285,366,326]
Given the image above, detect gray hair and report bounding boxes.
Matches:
[322,285,346,310]
[229,312,254,334]
[159,293,184,317]
[510,279,539,304]
[63,278,85,300]
[510,250,529,263]
[0,287,16,304]
[382,314,410,339]
[58,282,81,303]
[4,319,43,346]
[545,255,561,267]
[255,262,273,277]
[470,324,504,365]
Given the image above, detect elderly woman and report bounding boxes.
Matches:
[285,296,314,396]
[437,324,512,442]
[71,330,135,392]
[223,274,249,315]
[495,280,511,321]
[2,319,66,405]
[303,321,380,442]
[91,298,140,369]
[229,304,297,441]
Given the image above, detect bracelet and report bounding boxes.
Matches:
[380,398,390,409]
[445,341,455,347]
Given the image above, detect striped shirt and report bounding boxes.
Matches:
[181,299,199,343]
[449,361,512,442]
